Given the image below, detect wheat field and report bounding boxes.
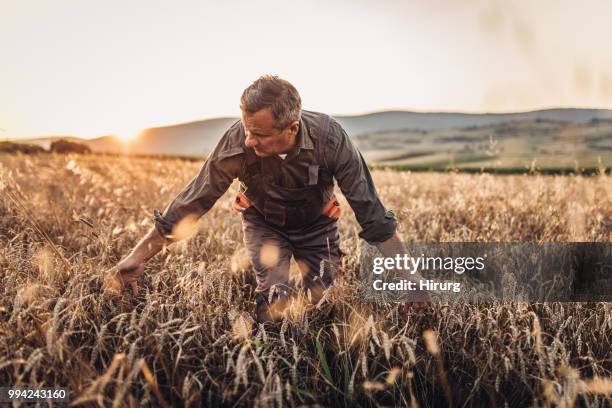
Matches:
[0,153,611,407]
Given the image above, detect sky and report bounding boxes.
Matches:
[2,0,612,139]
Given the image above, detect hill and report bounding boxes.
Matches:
[14,108,612,170]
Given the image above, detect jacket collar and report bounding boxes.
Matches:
[294,116,314,152]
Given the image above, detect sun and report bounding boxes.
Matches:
[113,127,143,143]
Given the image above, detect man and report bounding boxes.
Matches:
[105,75,423,323]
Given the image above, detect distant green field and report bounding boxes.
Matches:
[359,119,612,174]
[6,118,612,174]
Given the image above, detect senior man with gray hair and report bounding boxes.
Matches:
[105,75,423,323]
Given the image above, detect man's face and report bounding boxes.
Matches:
[241,107,299,157]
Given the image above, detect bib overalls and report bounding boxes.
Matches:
[234,114,343,323]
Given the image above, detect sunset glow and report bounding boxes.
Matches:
[113,128,143,143]
[2,0,612,139]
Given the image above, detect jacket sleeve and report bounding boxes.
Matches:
[325,119,397,245]
[153,127,243,240]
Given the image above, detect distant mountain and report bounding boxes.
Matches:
[335,108,612,136]
[355,118,612,171]
[17,108,612,158]
[129,117,238,156]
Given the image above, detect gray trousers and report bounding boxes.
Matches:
[241,207,342,323]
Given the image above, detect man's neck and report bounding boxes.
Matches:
[279,125,300,154]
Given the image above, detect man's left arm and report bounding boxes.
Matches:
[324,119,398,246]
[325,120,430,306]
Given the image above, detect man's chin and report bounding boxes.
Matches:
[253,149,270,157]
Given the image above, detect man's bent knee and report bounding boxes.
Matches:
[254,286,290,324]
[301,259,338,298]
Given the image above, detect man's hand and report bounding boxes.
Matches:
[400,300,430,314]
[399,290,432,315]
[103,256,145,296]
[379,233,433,315]
[102,226,169,296]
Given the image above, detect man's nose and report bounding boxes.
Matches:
[245,132,258,148]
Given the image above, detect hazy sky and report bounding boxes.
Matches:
[2,0,612,138]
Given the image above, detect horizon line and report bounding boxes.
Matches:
[4,104,612,141]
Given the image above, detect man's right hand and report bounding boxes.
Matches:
[103,256,146,296]
[102,226,169,296]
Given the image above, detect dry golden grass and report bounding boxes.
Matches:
[0,153,610,407]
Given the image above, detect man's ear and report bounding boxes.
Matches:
[288,120,300,135]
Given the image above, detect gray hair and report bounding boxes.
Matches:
[240,75,302,130]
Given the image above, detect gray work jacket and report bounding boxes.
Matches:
[154,110,397,245]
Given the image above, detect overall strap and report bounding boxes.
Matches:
[314,113,331,166]
[244,144,260,177]
[308,113,331,186]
